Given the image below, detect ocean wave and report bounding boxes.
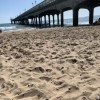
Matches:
[0,26,16,31]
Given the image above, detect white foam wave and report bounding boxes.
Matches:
[79,21,89,25]
[0,26,16,31]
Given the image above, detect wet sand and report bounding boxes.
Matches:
[0,26,100,100]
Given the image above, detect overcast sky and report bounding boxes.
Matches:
[0,0,100,23]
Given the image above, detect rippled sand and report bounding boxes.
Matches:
[0,26,100,100]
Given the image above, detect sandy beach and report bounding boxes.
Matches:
[0,26,100,100]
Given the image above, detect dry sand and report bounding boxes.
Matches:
[0,26,100,100]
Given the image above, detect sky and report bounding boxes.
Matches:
[0,0,100,24]
[0,0,42,23]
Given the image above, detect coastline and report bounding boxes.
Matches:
[3,27,36,33]
[0,26,100,100]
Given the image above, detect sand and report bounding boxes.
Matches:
[0,26,100,100]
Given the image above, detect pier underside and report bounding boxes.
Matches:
[11,0,100,27]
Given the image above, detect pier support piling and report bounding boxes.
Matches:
[41,17,42,26]
[33,18,35,26]
[26,19,29,25]
[57,14,59,26]
[14,21,15,24]
[39,16,41,27]
[44,15,46,27]
[73,8,79,26]
[31,18,33,24]
[53,15,55,26]
[89,8,94,25]
[61,10,64,27]
[36,17,37,26]
[48,15,51,27]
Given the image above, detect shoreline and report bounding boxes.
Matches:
[0,26,100,100]
[3,27,36,33]
[2,24,99,33]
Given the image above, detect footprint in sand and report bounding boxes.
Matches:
[77,96,89,100]
[21,77,41,86]
[14,88,48,100]
[39,76,51,82]
[89,90,100,100]
[0,77,5,87]
[33,67,45,73]
[0,93,10,100]
[10,72,31,82]
[65,85,79,93]
[34,57,45,63]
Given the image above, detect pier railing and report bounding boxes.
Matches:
[15,0,57,19]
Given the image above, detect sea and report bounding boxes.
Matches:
[0,24,31,32]
[0,15,100,32]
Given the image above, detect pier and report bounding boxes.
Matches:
[11,0,100,27]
